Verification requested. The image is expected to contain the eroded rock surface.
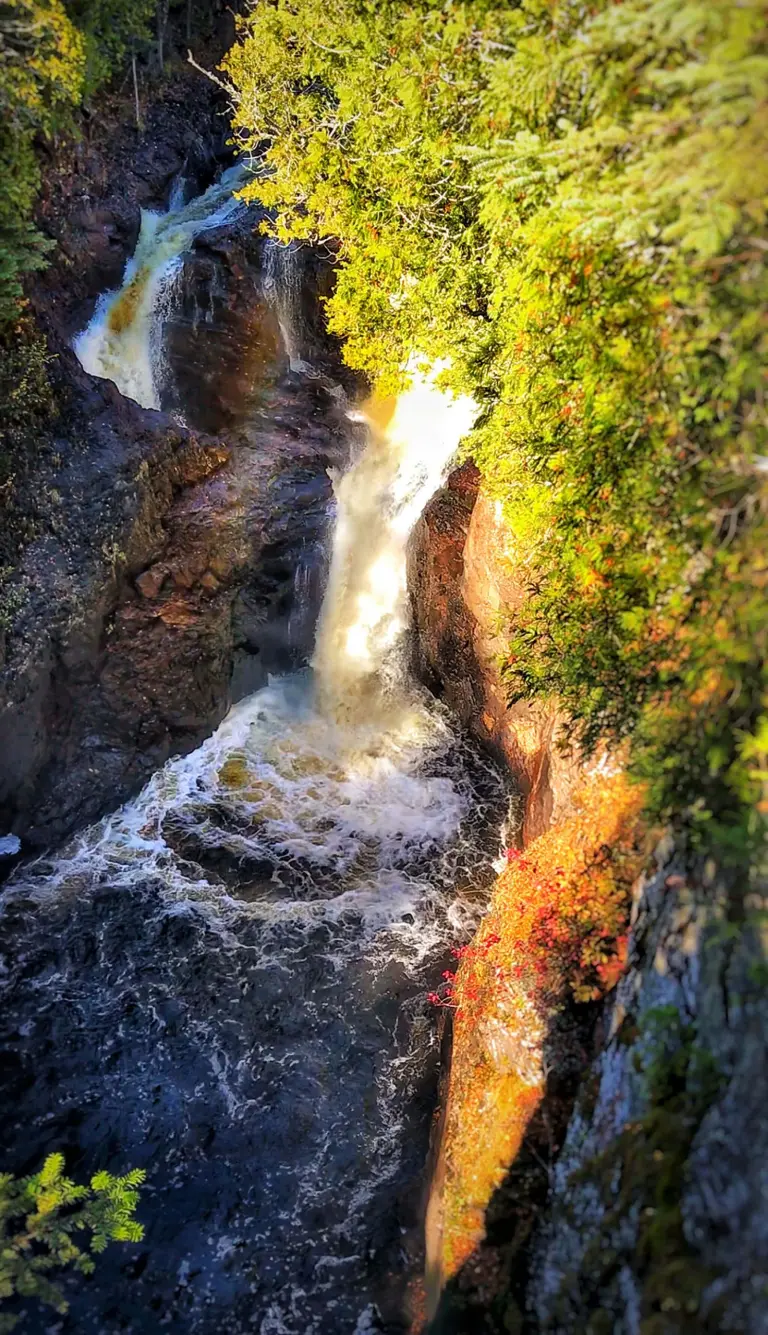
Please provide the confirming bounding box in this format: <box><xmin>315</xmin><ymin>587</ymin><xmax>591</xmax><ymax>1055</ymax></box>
<box><xmin>0</xmin><ymin>71</ymin><xmax>352</xmax><ymax>851</ymax></box>
<box><xmin>408</xmin><ymin>464</ymin><xmax>579</xmax><ymax>844</ymax></box>
<box><xmin>0</xmin><ymin>361</ymin><xmax>351</xmax><ymax>848</ymax></box>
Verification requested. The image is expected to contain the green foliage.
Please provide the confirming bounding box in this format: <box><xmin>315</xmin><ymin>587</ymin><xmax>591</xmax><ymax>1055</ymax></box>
<box><xmin>0</xmin><ymin>0</ymin><xmax>154</xmax><ymax>328</ymax></box>
<box><xmin>0</xmin><ymin>0</ymin><xmax>86</xmax><ymax>322</ymax></box>
<box><xmin>63</xmin><ymin>0</ymin><xmax>154</xmax><ymax>95</ymax></box>
<box><xmin>0</xmin><ymin>1152</ymin><xmax>145</xmax><ymax>1331</ymax></box>
<box><xmin>225</xmin><ymin>0</ymin><xmax>768</xmax><ymax>862</ymax></box>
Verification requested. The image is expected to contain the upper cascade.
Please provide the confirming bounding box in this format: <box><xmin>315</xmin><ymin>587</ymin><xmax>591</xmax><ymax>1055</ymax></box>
<box><xmin>74</xmin><ymin>163</ymin><xmax>249</xmax><ymax>409</ymax></box>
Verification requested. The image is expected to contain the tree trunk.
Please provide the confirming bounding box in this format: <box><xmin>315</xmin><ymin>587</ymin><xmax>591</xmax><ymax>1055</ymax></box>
<box><xmin>132</xmin><ymin>52</ymin><xmax>142</xmax><ymax>131</ymax></box>
<box><xmin>156</xmin><ymin>0</ymin><xmax>169</xmax><ymax>71</ymax></box>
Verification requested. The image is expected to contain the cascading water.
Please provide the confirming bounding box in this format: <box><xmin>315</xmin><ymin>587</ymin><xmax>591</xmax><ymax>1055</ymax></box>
<box><xmin>0</xmin><ymin>174</ymin><xmax>508</xmax><ymax>1334</ymax></box>
<box><xmin>74</xmin><ymin>164</ymin><xmax>249</xmax><ymax>409</ymax></box>
<box><xmin>263</xmin><ymin>240</ymin><xmax>313</xmax><ymax>376</ymax></box>
<box><xmin>313</xmin><ymin>374</ymin><xmax>475</xmax><ymax>720</ymax></box>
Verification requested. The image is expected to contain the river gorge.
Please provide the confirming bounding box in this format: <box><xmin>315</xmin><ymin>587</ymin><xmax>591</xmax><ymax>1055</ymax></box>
<box><xmin>1</xmin><ymin>13</ymin><xmax>766</xmax><ymax>1335</ymax></box>
<box><xmin>0</xmin><ymin>158</ymin><xmax>510</xmax><ymax>1334</ymax></box>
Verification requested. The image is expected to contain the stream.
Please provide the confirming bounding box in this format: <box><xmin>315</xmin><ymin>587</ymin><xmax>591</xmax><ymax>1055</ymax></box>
<box><xmin>0</xmin><ymin>170</ymin><xmax>509</xmax><ymax>1334</ymax></box>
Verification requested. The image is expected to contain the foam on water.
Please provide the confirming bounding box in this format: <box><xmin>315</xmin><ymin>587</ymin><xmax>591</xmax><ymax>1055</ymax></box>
<box><xmin>10</xmin><ymin>674</ymin><xmax>475</xmax><ymax>952</ymax></box>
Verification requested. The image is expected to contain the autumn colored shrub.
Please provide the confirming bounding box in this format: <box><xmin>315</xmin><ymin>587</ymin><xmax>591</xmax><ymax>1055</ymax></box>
<box><xmin>431</xmin><ymin>769</ymin><xmax>646</xmax><ymax>1283</ymax></box>
<box><xmin>448</xmin><ymin>769</ymin><xmax>647</xmax><ymax>1019</ymax></box>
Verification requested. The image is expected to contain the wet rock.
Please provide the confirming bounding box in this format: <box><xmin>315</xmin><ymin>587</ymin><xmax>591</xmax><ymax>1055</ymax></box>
<box><xmin>136</xmin><ymin>565</ymin><xmax>167</xmax><ymax>599</ymax></box>
<box><xmin>0</xmin><ymin>69</ymin><xmax>354</xmax><ymax>851</ymax></box>
<box><xmin>0</xmin><ymin>365</ymin><xmax>352</xmax><ymax>849</ymax></box>
<box><xmin>408</xmin><ymin>464</ymin><xmax>580</xmax><ymax>844</ymax></box>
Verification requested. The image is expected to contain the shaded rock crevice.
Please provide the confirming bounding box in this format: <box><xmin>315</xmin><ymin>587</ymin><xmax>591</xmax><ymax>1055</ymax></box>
<box><xmin>408</xmin><ymin>463</ymin><xmax>579</xmax><ymax>847</ymax></box>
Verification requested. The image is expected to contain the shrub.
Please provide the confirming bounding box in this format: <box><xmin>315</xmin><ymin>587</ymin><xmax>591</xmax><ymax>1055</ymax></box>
<box><xmin>0</xmin><ymin>1152</ymin><xmax>145</xmax><ymax>1331</ymax></box>
<box><xmin>0</xmin><ymin>0</ymin><xmax>86</xmax><ymax>324</ymax></box>
<box><xmin>63</xmin><ymin>0</ymin><xmax>155</xmax><ymax>95</ymax></box>
<box><xmin>436</xmin><ymin>769</ymin><xmax>647</xmax><ymax>1021</ymax></box>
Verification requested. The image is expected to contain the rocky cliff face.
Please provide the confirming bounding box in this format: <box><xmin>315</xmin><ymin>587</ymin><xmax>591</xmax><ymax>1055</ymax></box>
<box><xmin>531</xmin><ymin>851</ymin><xmax>768</xmax><ymax>1335</ymax></box>
<box><xmin>408</xmin><ymin>463</ymin><xmax>579</xmax><ymax>846</ymax></box>
<box><xmin>409</xmin><ymin>466</ymin><xmax>768</xmax><ymax>1335</ymax></box>
<box><xmin>0</xmin><ymin>71</ymin><xmax>352</xmax><ymax>854</ymax></box>
<box><xmin>0</xmin><ymin>367</ymin><xmax>348</xmax><ymax>850</ymax></box>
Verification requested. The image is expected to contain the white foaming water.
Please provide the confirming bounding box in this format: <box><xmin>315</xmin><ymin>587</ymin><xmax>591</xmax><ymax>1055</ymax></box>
<box><xmin>8</xmin><ymin>365</ymin><xmax>480</xmax><ymax>960</ymax></box>
<box><xmin>74</xmin><ymin>164</ymin><xmax>248</xmax><ymax>408</ymax></box>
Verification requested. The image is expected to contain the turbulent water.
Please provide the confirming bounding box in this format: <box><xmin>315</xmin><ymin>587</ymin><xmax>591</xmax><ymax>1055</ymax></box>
<box><xmin>0</xmin><ymin>171</ymin><xmax>508</xmax><ymax>1333</ymax></box>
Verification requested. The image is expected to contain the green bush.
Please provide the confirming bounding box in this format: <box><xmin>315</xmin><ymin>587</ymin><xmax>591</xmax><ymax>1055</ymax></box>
<box><xmin>0</xmin><ymin>1152</ymin><xmax>145</xmax><ymax>1331</ymax></box>
<box><xmin>0</xmin><ymin>0</ymin><xmax>86</xmax><ymax>324</ymax></box>
<box><xmin>63</xmin><ymin>0</ymin><xmax>154</xmax><ymax>95</ymax></box>
<box><xmin>0</xmin><ymin>0</ymin><xmax>156</xmax><ymax>329</ymax></box>
<box><xmin>224</xmin><ymin>0</ymin><xmax>768</xmax><ymax>862</ymax></box>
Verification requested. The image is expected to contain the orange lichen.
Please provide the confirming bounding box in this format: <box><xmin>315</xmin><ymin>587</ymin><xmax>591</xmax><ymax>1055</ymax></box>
<box><xmin>435</xmin><ymin>767</ymin><xmax>647</xmax><ymax>1284</ymax></box>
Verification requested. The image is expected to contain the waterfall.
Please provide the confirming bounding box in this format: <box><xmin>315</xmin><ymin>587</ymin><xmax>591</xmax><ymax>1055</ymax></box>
<box><xmin>3</xmin><ymin>175</ymin><xmax>504</xmax><ymax>1335</ymax></box>
<box><xmin>263</xmin><ymin>239</ymin><xmax>313</xmax><ymax>374</ymax></box>
<box><xmin>74</xmin><ymin>164</ymin><xmax>248</xmax><ymax>408</ymax></box>
<box><xmin>8</xmin><ymin>363</ymin><xmax>479</xmax><ymax>906</ymax></box>
<box><xmin>313</xmin><ymin>369</ymin><xmax>476</xmax><ymax>721</ymax></box>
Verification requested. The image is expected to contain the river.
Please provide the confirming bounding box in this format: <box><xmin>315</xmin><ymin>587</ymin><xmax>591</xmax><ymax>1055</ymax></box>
<box><xmin>0</xmin><ymin>169</ymin><xmax>509</xmax><ymax>1334</ymax></box>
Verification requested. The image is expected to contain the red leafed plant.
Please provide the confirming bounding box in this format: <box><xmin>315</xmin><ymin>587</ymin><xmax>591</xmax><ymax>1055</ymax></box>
<box><xmin>429</xmin><ymin>770</ymin><xmax>646</xmax><ymax>1018</ymax></box>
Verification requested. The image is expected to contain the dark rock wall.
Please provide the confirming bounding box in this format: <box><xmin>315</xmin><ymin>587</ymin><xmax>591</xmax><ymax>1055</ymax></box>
<box><xmin>0</xmin><ymin>387</ymin><xmax>230</xmax><ymax>845</ymax></box>
<box><xmin>0</xmin><ymin>69</ymin><xmax>353</xmax><ymax>852</ymax></box>
<box><xmin>531</xmin><ymin>851</ymin><xmax>768</xmax><ymax>1335</ymax></box>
